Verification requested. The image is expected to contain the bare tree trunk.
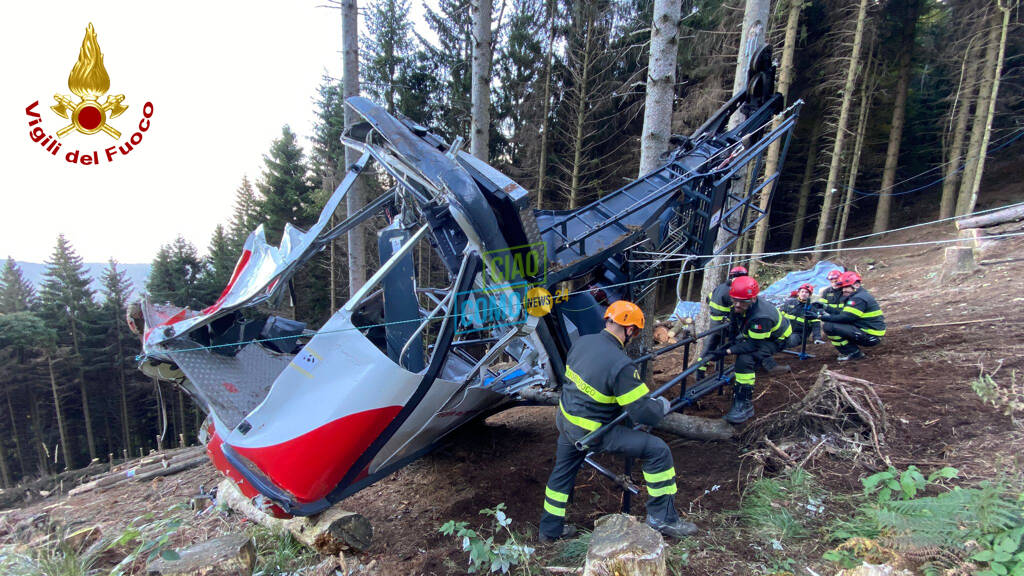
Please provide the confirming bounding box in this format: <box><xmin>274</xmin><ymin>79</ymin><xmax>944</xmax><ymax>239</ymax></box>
<box><xmin>69</xmin><ymin>317</ymin><xmax>96</xmax><ymax>461</ymax></box>
<box><xmin>536</xmin><ymin>0</ymin><xmax>557</xmax><ymax>209</ymax></box>
<box><xmin>696</xmin><ymin>0</ymin><xmax>769</xmax><ymax>336</ymax></box>
<box><xmin>939</xmin><ymin>43</ymin><xmax>981</xmax><ymax>219</ymax></box>
<box><xmin>49</xmin><ymin>356</ymin><xmax>73</xmax><ymax>471</ymax></box>
<box><xmin>342</xmin><ymin>0</ymin><xmax>367</xmax><ymax>295</ymax></box>
<box><xmin>638</xmin><ymin>0</ymin><xmax>681</xmax><ymax>175</ymax></box>
<box><xmin>0</xmin><ymin>434</ymin><xmax>9</xmax><ymax>487</ymax></box>
<box><xmin>838</xmin><ymin>49</ymin><xmax>875</xmax><ymax>250</ymax></box>
<box><xmin>114</xmin><ymin>308</ymin><xmax>131</xmax><ymax>457</ymax></box>
<box><xmin>956</xmin><ymin>11</ymin><xmax>1000</xmax><ymax>216</ymax></box>
<box><xmin>958</xmin><ymin>2</ymin><xmax>1011</xmax><ymax>216</ymax></box>
<box><xmin>568</xmin><ymin>21</ymin><xmax>594</xmax><ymax>210</ymax></box>
<box><xmin>749</xmin><ymin>0</ymin><xmax>802</xmax><ymax>275</ymax></box>
<box><xmin>812</xmin><ymin>0</ymin><xmax>869</xmax><ymax>258</ymax></box>
<box><xmin>872</xmin><ymin>0</ymin><xmax>919</xmax><ymax>233</ymax></box>
<box><xmin>470</xmin><ymin>0</ymin><xmax>493</xmax><ymax>160</ymax></box>
<box><xmin>29</xmin><ymin>388</ymin><xmax>50</xmax><ymax>475</ymax></box>
<box><xmin>7</xmin><ymin>388</ymin><xmax>25</xmax><ymax>477</ymax></box>
<box><xmin>790</xmin><ymin>121</ymin><xmax>824</xmax><ymax>253</ymax></box>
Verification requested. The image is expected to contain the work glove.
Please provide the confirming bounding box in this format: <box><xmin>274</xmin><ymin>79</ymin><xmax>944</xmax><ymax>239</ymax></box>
<box><xmin>706</xmin><ymin>347</ymin><xmax>728</xmax><ymax>359</ymax></box>
<box><xmin>657</xmin><ymin>396</ymin><xmax>672</xmax><ymax>416</ymax></box>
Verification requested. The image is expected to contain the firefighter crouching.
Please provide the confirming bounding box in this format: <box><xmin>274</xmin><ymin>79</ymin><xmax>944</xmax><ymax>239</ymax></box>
<box><xmin>705</xmin><ymin>277</ymin><xmax>791</xmax><ymax>424</ymax></box>
<box><xmin>539</xmin><ymin>301</ymin><xmax>698</xmax><ymax>543</ymax></box>
<box><xmin>780</xmin><ymin>283</ymin><xmax>825</xmax><ymax>348</ymax></box>
<box><xmin>696</xmin><ymin>265</ymin><xmax>749</xmax><ymax>377</ymax></box>
<box><xmin>819</xmin><ymin>269</ymin><xmax>845</xmax><ymax>313</ymax></box>
<box><xmin>819</xmin><ymin>271</ymin><xmax>885</xmax><ymax>361</ymax></box>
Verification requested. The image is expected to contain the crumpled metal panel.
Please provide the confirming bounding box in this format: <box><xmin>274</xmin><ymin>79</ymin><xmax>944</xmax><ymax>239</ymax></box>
<box><xmin>166</xmin><ymin>342</ymin><xmax>292</xmax><ymax>432</ymax></box>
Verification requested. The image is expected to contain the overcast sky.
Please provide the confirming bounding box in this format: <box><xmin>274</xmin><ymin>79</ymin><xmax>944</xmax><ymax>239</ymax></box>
<box><xmin>1</xmin><ymin>0</ymin><xmax>429</xmax><ymax>264</ymax></box>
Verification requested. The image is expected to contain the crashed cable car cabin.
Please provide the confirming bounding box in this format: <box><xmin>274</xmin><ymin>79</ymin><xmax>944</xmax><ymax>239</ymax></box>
<box><xmin>137</xmin><ymin>48</ymin><xmax>801</xmax><ymax>517</ymax></box>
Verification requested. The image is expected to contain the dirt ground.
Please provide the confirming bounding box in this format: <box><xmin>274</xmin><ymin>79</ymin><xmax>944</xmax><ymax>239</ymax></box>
<box><xmin>3</xmin><ymin>218</ymin><xmax>1023</xmax><ymax>575</ymax></box>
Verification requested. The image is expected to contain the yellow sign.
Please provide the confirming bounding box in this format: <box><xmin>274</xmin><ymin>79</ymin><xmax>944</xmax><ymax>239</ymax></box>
<box><xmin>51</xmin><ymin>23</ymin><xmax>128</xmax><ymax>139</ymax></box>
<box><xmin>526</xmin><ymin>286</ymin><xmax>554</xmax><ymax>317</ymax></box>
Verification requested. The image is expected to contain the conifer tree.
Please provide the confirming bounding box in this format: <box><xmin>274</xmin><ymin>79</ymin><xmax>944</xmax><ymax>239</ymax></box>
<box><xmin>148</xmin><ymin>236</ymin><xmax>204</xmax><ymax>307</ymax></box>
<box><xmin>0</xmin><ymin>257</ymin><xmax>37</xmax><ymax>313</ymax></box>
<box><xmin>363</xmin><ymin>0</ymin><xmax>413</xmax><ymax>115</ymax></box>
<box><xmin>99</xmin><ymin>260</ymin><xmax>135</xmax><ymax>456</ymax></box>
<box><xmin>229</xmin><ymin>176</ymin><xmax>261</xmax><ymax>250</ymax></box>
<box><xmin>38</xmin><ymin>234</ymin><xmax>98</xmax><ymax>463</ymax></box>
<box><xmin>257</xmin><ymin>126</ymin><xmax>317</xmax><ymax>246</ymax></box>
<box><xmin>422</xmin><ymin>0</ymin><xmax>474</xmax><ymax>142</ymax></box>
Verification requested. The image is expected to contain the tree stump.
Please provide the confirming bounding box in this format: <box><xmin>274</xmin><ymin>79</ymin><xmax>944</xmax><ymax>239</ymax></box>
<box><xmin>583</xmin><ymin>514</ymin><xmax>666</xmax><ymax>576</ymax></box>
<box><xmin>940</xmin><ymin>246</ymin><xmax>976</xmax><ymax>282</ymax></box>
<box><xmin>217</xmin><ymin>479</ymin><xmax>372</xmax><ymax>553</ymax></box>
<box><xmin>145</xmin><ymin>533</ymin><xmax>255</xmax><ymax>576</ymax></box>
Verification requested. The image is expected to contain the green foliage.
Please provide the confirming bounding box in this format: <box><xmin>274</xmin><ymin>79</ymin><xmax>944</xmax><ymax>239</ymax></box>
<box><xmin>739</xmin><ymin>467</ymin><xmax>824</xmax><ymax>542</ymax></box>
<box><xmin>0</xmin><ymin>311</ymin><xmax>57</xmax><ymax>350</ymax></box>
<box><xmin>439</xmin><ymin>503</ymin><xmax>535</xmax><ymax>574</ymax></box>
<box><xmin>229</xmin><ymin>175</ymin><xmax>261</xmax><ymax>249</ymax></box>
<box><xmin>0</xmin><ymin>524</ymin><xmax>103</xmax><ymax>576</ymax></box>
<box><xmin>147</xmin><ymin>236</ymin><xmax>205</xmax><ymax>307</ymax></box>
<box><xmin>256</xmin><ymin>125</ymin><xmax>316</xmax><ymax>246</ymax></box>
<box><xmin>107</xmin><ymin>504</ymin><xmax>190</xmax><ymax>576</ymax></box>
<box><xmin>862</xmin><ymin>465</ymin><xmax>958</xmax><ymax>503</ymax></box>
<box><xmin>823</xmin><ymin>548</ymin><xmax>862</xmax><ymax>569</ymax></box>
<box><xmin>250</xmin><ymin>525</ymin><xmax>318</xmax><ymax>576</ymax></box>
<box><xmin>972</xmin><ymin>371</ymin><xmax>1024</xmax><ymax>418</ymax></box>
<box><xmin>198</xmin><ymin>225</ymin><xmax>238</xmax><ymax>303</ymax></box>
<box><xmin>553</xmin><ymin>530</ymin><xmax>591</xmax><ymax>565</ymax></box>
<box><xmin>0</xmin><ymin>257</ymin><xmax>37</xmax><ymax>313</ymax></box>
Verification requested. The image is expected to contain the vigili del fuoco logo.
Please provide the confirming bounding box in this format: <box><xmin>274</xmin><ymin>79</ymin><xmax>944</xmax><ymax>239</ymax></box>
<box><xmin>25</xmin><ymin>23</ymin><xmax>154</xmax><ymax>165</ymax></box>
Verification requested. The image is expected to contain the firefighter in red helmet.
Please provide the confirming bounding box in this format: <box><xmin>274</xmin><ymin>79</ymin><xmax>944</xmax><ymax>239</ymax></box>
<box><xmin>819</xmin><ymin>271</ymin><xmax>885</xmax><ymax>361</ymax></box>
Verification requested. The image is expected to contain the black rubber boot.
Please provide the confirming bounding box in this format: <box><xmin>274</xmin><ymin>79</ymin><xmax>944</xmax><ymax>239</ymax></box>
<box><xmin>760</xmin><ymin>356</ymin><xmax>791</xmax><ymax>374</ymax></box>
<box><xmin>539</xmin><ymin>524</ymin><xmax>579</xmax><ymax>544</ymax></box>
<box><xmin>647</xmin><ymin>516</ymin><xmax>698</xmax><ymax>539</ymax></box>
<box><xmin>723</xmin><ymin>385</ymin><xmax>754</xmax><ymax>424</ymax></box>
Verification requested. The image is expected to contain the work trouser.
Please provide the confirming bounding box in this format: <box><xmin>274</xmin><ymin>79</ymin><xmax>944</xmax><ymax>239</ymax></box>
<box><xmin>822</xmin><ymin>322</ymin><xmax>882</xmax><ymax>354</ymax></box>
<box><xmin>733</xmin><ymin>346</ymin><xmax>777</xmax><ymax>390</ymax></box>
<box><xmin>540</xmin><ymin>420</ymin><xmax>678</xmax><ymax>540</ymax></box>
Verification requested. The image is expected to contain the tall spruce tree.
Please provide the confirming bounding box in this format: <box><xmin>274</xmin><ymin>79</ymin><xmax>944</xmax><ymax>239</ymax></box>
<box><xmin>38</xmin><ymin>234</ymin><xmax>98</xmax><ymax>463</ymax></box>
<box><xmin>148</xmin><ymin>236</ymin><xmax>204</xmax><ymax>307</ymax></box>
<box><xmin>198</xmin><ymin>225</ymin><xmax>237</xmax><ymax>304</ymax></box>
<box><xmin>98</xmin><ymin>260</ymin><xmax>135</xmax><ymax>457</ymax></box>
<box><xmin>493</xmin><ymin>0</ymin><xmax>546</xmax><ymax>176</ymax></box>
<box><xmin>363</xmin><ymin>0</ymin><xmax>413</xmax><ymax>114</ymax></box>
<box><xmin>422</xmin><ymin>0</ymin><xmax>474</xmax><ymax>142</ymax></box>
<box><xmin>257</xmin><ymin>126</ymin><xmax>317</xmax><ymax>246</ymax></box>
<box><xmin>1</xmin><ymin>257</ymin><xmax>37</xmax><ymax>313</ymax></box>
<box><xmin>229</xmin><ymin>176</ymin><xmax>261</xmax><ymax>251</ymax></box>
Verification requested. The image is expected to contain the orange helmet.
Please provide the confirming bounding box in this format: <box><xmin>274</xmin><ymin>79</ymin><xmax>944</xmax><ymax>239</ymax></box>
<box><xmin>604</xmin><ymin>300</ymin><xmax>645</xmax><ymax>330</ymax></box>
<box><xmin>729</xmin><ymin>276</ymin><xmax>760</xmax><ymax>301</ymax></box>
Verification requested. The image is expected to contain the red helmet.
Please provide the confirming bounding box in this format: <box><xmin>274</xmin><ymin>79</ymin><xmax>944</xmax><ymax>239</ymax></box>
<box><xmin>837</xmin><ymin>271</ymin><xmax>862</xmax><ymax>288</ymax></box>
<box><xmin>798</xmin><ymin>283</ymin><xmax>815</xmax><ymax>294</ymax></box>
<box><xmin>729</xmin><ymin>276</ymin><xmax>760</xmax><ymax>301</ymax></box>
<box><xmin>827</xmin><ymin>270</ymin><xmax>843</xmax><ymax>281</ymax></box>
<box><xmin>790</xmin><ymin>290</ymin><xmax>798</xmax><ymax>298</ymax></box>
<box><xmin>728</xmin><ymin>266</ymin><xmax>749</xmax><ymax>279</ymax></box>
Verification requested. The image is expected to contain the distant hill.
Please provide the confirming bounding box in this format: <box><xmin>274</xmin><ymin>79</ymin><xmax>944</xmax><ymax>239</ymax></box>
<box><xmin>16</xmin><ymin>261</ymin><xmax>151</xmax><ymax>300</ymax></box>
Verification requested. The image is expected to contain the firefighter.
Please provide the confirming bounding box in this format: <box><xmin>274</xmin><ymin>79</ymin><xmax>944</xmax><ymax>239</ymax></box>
<box><xmin>819</xmin><ymin>269</ymin><xmax>845</xmax><ymax>313</ymax></box>
<box><xmin>819</xmin><ymin>271</ymin><xmax>885</xmax><ymax>361</ymax></box>
<box><xmin>539</xmin><ymin>301</ymin><xmax>697</xmax><ymax>543</ymax></box>
<box><xmin>706</xmin><ymin>276</ymin><xmax>791</xmax><ymax>424</ymax></box>
<box><xmin>696</xmin><ymin>265</ymin><xmax>749</xmax><ymax>377</ymax></box>
<box><xmin>780</xmin><ymin>283</ymin><xmax>825</xmax><ymax>348</ymax></box>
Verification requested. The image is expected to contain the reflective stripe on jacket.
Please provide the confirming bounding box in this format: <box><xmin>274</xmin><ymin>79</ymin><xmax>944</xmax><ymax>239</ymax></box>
<box><xmin>729</xmin><ymin>297</ymin><xmax>792</xmax><ymax>355</ymax></box>
<box><xmin>557</xmin><ymin>330</ymin><xmax>664</xmax><ymax>440</ymax></box>
<box><xmin>823</xmin><ymin>287</ymin><xmax>886</xmax><ymax>336</ymax></box>
<box><xmin>705</xmin><ymin>282</ymin><xmax>732</xmax><ymax>322</ymax></box>
<box><xmin>780</xmin><ymin>297</ymin><xmax>821</xmax><ymax>335</ymax></box>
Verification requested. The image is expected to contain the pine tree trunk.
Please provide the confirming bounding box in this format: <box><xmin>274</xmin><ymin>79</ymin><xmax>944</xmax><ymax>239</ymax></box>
<box><xmin>790</xmin><ymin>121</ymin><xmax>824</xmax><ymax>253</ymax></box>
<box><xmin>696</xmin><ymin>0</ymin><xmax>769</xmax><ymax>336</ymax></box>
<box><xmin>939</xmin><ymin>43</ymin><xmax>980</xmax><ymax>219</ymax></box>
<box><xmin>115</xmin><ymin>308</ymin><xmax>131</xmax><ymax>456</ymax></box>
<box><xmin>872</xmin><ymin>0</ymin><xmax>919</xmax><ymax>233</ymax></box>
<box><xmin>178</xmin><ymin>387</ymin><xmax>186</xmax><ymax>443</ymax></box>
<box><xmin>812</xmin><ymin>0</ymin><xmax>869</xmax><ymax>258</ymax></box>
<box><xmin>838</xmin><ymin>49</ymin><xmax>875</xmax><ymax>250</ymax></box>
<box><xmin>0</xmin><ymin>435</ymin><xmax>10</xmax><ymax>487</ymax></box>
<box><xmin>536</xmin><ymin>1</ymin><xmax>556</xmax><ymax>209</ymax></box>
<box><xmin>638</xmin><ymin>0</ymin><xmax>681</xmax><ymax>175</ymax></box>
<box><xmin>956</xmin><ymin>11</ymin><xmax>1000</xmax><ymax>216</ymax></box>
<box><xmin>568</xmin><ymin>21</ymin><xmax>594</xmax><ymax>210</ymax></box>
<box><xmin>342</xmin><ymin>0</ymin><xmax>367</xmax><ymax>296</ymax></box>
<box><xmin>959</xmin><ymin>2</ymin><xmax>1010</xmax><ymax>216</ymax></box>
<box><xmin>29</xmin><ymin>388</ymin><xmax>49</xmax><ymax>475</ymax></box>
<box><xmin>470</xmin><ymin>0</ymin><xmax>492</xmax><ymax>160</ymax></box>
<box><xmin>8</xmin><ymin>388</ymin><xmax>25</xmax><ymax>477</ymax></box>
<box><xmin>49</xmin><ymin>355</ymin><xmax>73</xmax><ymax>471</ymax></box>
<box><xmin>69</xmin><ymin>318</ymin><xmax>96</xmax><ymax>461</ymax></box>
<box><xmin>749</xmin><ymin>0</ymin><xmax>802</xmax><ymax>275</ymax></box>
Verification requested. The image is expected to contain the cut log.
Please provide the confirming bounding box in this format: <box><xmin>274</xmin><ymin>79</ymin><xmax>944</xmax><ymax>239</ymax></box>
<box><xmin>656</xmin><ymin>412</ymin><xmax>734</xmax><ymax>441</ymax></box>
<box><xmin>940</xmin><ymin>246</ymin><xmax>976</xmax><ymax>282</ymax></box>
<box><xmin>955</xmin><ymin>204</ymin><xmax>1024</xmax><ymax>230</ymax></box>
<box><xmin>217</xmin><ymin>479</ymin><xmax>372</xmax><ymax>553</ymax></box>
<box><xmin>583</xmin><ymin>514</ymin><xmax>666</xmax><ymax>576</ymax></box>
<box><xmin>517</xmin><ymin>387</ymin><xmax>733</xmax><ymax>441</ymax></box>
<box><xmin>145</xmin><ymin>533</ymin><xmax>255</xmax><ymax>576</ymax></box>
<box><xmin>131</xmin><ymin>455</ymin><xmax>208</xmax><ymax>483</ymax></box>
